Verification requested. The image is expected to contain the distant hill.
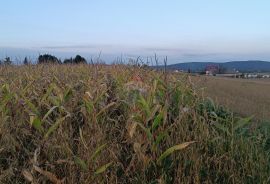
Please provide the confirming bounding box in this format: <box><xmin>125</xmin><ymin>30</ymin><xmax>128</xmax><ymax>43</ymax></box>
<box><xmin>165</xmin><ymin>60</ymin><xmax>270</xmax><ymax>73</ymax></box>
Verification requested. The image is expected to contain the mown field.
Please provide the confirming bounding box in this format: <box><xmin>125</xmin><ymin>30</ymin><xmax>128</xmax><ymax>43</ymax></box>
<box><xmin>192</xmin><ymin>76</ymin><xmax>270</xmax><ymax>121</ymax></box>
<box><xmin>0</xmin><ymin>65</ymin><xmax>270</xmax><ymax>183</ymax></box>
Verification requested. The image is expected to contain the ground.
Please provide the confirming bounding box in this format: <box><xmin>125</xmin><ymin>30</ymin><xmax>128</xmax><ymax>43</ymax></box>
<box><xmin>192</xmin><ymin>76</ymin><xmax>270</xmax><ymax>121</ymax></box>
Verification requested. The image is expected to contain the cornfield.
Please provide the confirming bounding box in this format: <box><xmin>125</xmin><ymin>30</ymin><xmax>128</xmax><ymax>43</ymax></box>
<box><xmin>0</xmin><ymin>64</ymin><xmax>269</xmax><ymax>183</ymax></box>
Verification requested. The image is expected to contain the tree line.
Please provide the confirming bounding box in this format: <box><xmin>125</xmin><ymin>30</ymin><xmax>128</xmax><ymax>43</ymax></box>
<box><xmin>0</xmin><ymin>54</ymin><xmax>87</xmax><ymax>65</ymax></box>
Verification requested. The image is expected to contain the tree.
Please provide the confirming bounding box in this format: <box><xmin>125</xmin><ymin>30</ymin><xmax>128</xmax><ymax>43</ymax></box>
<box><xmin>4</xmin><ymin>57</ymin><xmax>12</xmax><ymax>65</ymax></box>
<box><xmin>63</xmin><ymin>57</ymin><xmax>73</xmax><ymax>64</ymax></box>
<box><xmin>73</xmin><ymin>55</ymin><xmax>87</xmax><ymax>64</ymax></box>
<box><xmin>218</xmin><ymin>65</ymin><xmax>227</xmax><ymax>74</ymax></box>
<box><xmin>23</xmin><ymin>57</ymin><xmax>29</xmax><ymax>65</ymax></box>
<box><xmin>63</xmin><ymin>55</ymin><xmax>87</xmax><ymax>64</ymax></box>
<box><xmin>38</xmin><ymin>54</ymin><xmax>61</xmax><ymax>64</ymax></box>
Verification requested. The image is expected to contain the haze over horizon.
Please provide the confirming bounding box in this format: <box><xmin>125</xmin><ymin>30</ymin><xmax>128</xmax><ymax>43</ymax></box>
<box><xmin>1</xmin><ymin>0</ymin><xmax>270</xmax><ymax>64</ymax></box>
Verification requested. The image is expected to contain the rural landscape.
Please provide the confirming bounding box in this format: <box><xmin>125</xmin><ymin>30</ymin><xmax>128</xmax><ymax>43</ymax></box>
<box><xmin>0</xmin><ymin>56</ymin><xmax>270</xmax><ymax>183</ymax></box>
<box><xmin>1</xmin><ymin>1</ymin><xmax>270</xmax><ymax>184</ymax></box>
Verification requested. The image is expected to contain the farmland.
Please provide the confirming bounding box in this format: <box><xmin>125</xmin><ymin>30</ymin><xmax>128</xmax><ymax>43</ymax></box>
<box><xmin>0</xmin><ymin>65</ymin><xmax>270</xmax><ymax>183</ymax></box>
<box><xmin>192</xmin><ymin>76</ymin><xmax>270</xmax><ymax>121</ymax></box>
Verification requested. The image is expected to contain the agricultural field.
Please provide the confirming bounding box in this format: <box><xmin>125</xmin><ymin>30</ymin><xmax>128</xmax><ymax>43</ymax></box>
<box><xmin>192</xmin><ymin>76</ymin><xmax>270</xmax><ymax>121</ymax></box>
<box><xmin>0</xmin><ymin>65</ymin><xmax>270</xmax><ymax>183</ymax></box>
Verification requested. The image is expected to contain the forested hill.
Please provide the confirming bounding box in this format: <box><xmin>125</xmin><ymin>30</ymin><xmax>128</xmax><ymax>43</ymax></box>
<box><xmin>164</xmin><ymin>60</ymin><xmax>270</xmax><ymax>72</ymax></box>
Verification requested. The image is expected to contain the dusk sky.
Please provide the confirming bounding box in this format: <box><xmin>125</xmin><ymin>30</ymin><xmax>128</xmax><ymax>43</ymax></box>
<box><xmin>1</xmin><ymin>0</ymin><xmax>270</xmax><ymax>63</ymax></box>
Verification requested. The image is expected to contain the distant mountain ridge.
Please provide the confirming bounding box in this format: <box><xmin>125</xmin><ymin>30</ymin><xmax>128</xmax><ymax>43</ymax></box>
<box><xmin>165</xmin><ymin>60</ymin><xmax>270</xmax><ymax>72</ymax></box>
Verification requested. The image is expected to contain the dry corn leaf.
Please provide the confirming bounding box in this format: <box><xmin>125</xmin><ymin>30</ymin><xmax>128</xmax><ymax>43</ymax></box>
<box><xmin>34</xmin><ymin>165</ymin><xmax>62</xmax><ymax>184</ymax></box>
<box><xmin>128</xmin><ymin>122</ymin><xmax>137</xmax><ymax>138</ymax></box>
<box><xmin>22</xmin><ymin>170</ymin><xmax>33</xmax><ymax>182</ymax></box>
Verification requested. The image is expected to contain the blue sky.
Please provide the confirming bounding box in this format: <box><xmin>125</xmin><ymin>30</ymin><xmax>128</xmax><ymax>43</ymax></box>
<box><xmin>1</xmin><ymin>0</ymin><xmax>270</xmax><ymax>63</ymax></box>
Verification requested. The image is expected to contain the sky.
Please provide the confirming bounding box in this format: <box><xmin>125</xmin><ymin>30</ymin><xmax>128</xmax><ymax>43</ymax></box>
<box><xmin>1</xmin><ymin>0</ymin><xmax>270</xmax><ymax>64</ymax></box>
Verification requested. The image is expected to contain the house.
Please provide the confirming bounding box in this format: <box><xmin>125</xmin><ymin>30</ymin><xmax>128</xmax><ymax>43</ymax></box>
<box><xmin>205</xmin><ymin>65</ymin><xmax>219</xmax><ymax>76</ymax></box>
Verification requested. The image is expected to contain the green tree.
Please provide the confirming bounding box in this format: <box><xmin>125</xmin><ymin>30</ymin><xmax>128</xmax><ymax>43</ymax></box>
<box><xmin>63</xmin><ymin>57</ymin><xmax>73</xmax><ymax>64</ymax></box>
<box><xmin>23</xmin><ymin>57</ymin><xmax>29</xmax><ymax>65</ymax></box>
<box><xmin>4</xmin><ymin>57</ymin><xmax>12</xmax><ymax>65</ymax></box>
<box><xmin>63</xmin><ymin>55</ymin><xmax>87</xmax><ymax>64</ymax></box>
<box><xmin>73</xmin><ymin>55</ymin><xmax>87</xmax><ymax>64</ymax></box>
<box><xmin>38</xmin><ymin>54</ymin><xmax>61</xmax><ymax>64</ymax></box>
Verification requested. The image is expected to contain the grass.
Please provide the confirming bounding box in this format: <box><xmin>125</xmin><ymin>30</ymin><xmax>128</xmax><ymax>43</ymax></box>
<box><xmin>0</xmin><ymin>64</ymin><xmax>270</xmax><ymax>183</ymax></box>
<box><xmin>192</xmin><ymin>76</ymin><xmax>270</xmax><ymax>121</ymax></box>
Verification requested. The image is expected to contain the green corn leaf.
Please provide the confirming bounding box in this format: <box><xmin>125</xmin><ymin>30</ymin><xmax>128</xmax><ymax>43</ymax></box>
<box><xmin>138</xmin><ymin>95</ymin><xmax>151</xmax><ymax>118</ymax></box>
<box><xmin>210</xmin><ymin>111</ymin><xmax>218</xmax><ymax>119</ymax></box>
<box><xmin>21</xmin><ymin>81</ymin><xmax>35</xmax><ymax>96</ymax></box>
<box><xmin>24</xmin><ymin>99</ymin><xmax>39</xmax><ymax>116</ymax></box>
<box><xmin>152</xmin><ymin>113</ymin><xmax>163</xmax><ymax>130</ymax></box>
<box><xmin>41</xmin><ymin>84</ymin><xmax>55</xmax><ymax>103</ymax></box>
<box><xmin>63</xmin><ymin>88</ymin><xmax>73</xmax><ymax>102</ymax></box>
<box><xmin>233</xmin><ymin>116</ymin><xmax>253</xmax><ymax>132</ymax></box>
<box><xmin>95</xmin><ymin>162</ymin><xmax>113</xmax><ymax>175</ymax></box>
<box><xmin>157</xmin><ymin>141</ymin><xmax>195</xmax><ymax>165</ymax></box>
<box><xmin>131</xmin><ymin>114</ymin><xmax>144</xmax><ymax>124</ymax></box>
<box><xmin>91</xmin><ymin>144</ymin><xmax>107</xmax><ymax>161</ymax></box>
<box><xmin>44</xmin><ymin>115</ymin><xmax>68</xmax><ymax>138</ymax></box>
<box><xmin>213</xmin><ymin>122</ymin><xmax>230</xmax><ymax>135</ymax></box>
<box><xmin>147</xmin><ymin>104</ymin><xmax>161</xmax><ymax>123</ymax></box>
<box><xmin>137</xmin><ymin>122</ymin><xmax>152</xmax><ymax>140</ymax></box>
<box><xmin>1</xmin><ymin>93</ymin><xmax>12</xmax><ymax>107</ymax></box>
<box><xmin>42</xmin><ymin>106</ymin><xmax>58</xmax><ymax>122</ymax></box>
<box><xmin>2</xmin><ymin>84</ymin><xmax>10</xmax><ymax>93</ymax></box>
<box><xmin>48</xmin><ymin>96</ymin><xmax>61</xmax><ymax>106</ymax></box>
<box><xmin>54</xmin><ymin>85</ymin><xmax>64</xmax><ymax>102</ymax></box>
<box><xmin>96</xmin><ymin>102</ymin><xmax>116</xmax><ymax>118</ymax></box>
<box><xmin>85</xmin><ymin>100</ymin><xmax>94</xmax><ymax>114</ymax></box>
<box><xmin>30</xmin><ymin>116</ymin><xmax>43</xmax><ymax>132</ymax></box>
<box><xmin>154</xmin><ymin>132</ymin><xmax>167</xmax><ymax>146</ymax></box>
<box><xmin>94</xmin><ymin>90</ymin><xmax>107</xmax><ymax>104</ymax></box>
<box><xmin>74</xmin><ymin>156</ymin><xmax>88</xmax><ymax>171</ymax></box>
<box><xmin>207</xmin><ymin>97</ymin><xmax>216</xmax><ymax>111</ymax></box>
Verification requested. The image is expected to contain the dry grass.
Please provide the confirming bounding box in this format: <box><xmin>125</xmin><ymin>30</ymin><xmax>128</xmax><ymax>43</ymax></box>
<box><xmin>0</xmin><ymin>65</ymin><xmax>269</xmax><ymax>183</ymax></box>
<box><xmin>192</xmin><ymin>76</ymin><xmax>270</xmax><ymax>121</ymax></box>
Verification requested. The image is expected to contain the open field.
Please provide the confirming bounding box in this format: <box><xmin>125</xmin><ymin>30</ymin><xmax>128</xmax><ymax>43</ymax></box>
<box><xmin>192</xmin><ymin>76</ymin><xmax>270</xmax><ymax>121</ymax></box>
<box><xmin>0</xmin><ymin>65</ymin><xmax>270</xmax><ymax>183</ymax></box>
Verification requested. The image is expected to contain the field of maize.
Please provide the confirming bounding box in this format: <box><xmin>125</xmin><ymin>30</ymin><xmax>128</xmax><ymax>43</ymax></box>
<box><xmin>0</xmin><ymin>64</ymin><xmax>270</xmax><ymax>183</ymax></box>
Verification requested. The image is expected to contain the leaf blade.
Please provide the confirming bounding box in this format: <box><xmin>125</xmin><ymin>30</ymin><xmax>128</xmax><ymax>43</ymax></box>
<box><xmin>157</xmin><ymin>141</ymin><xmax>195</xmax><ymax>164</ymax></box>
<box><xmin>95</xmin><ymin>162</ymin><xmax>113</xmax><ymax>175</ymax></box>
